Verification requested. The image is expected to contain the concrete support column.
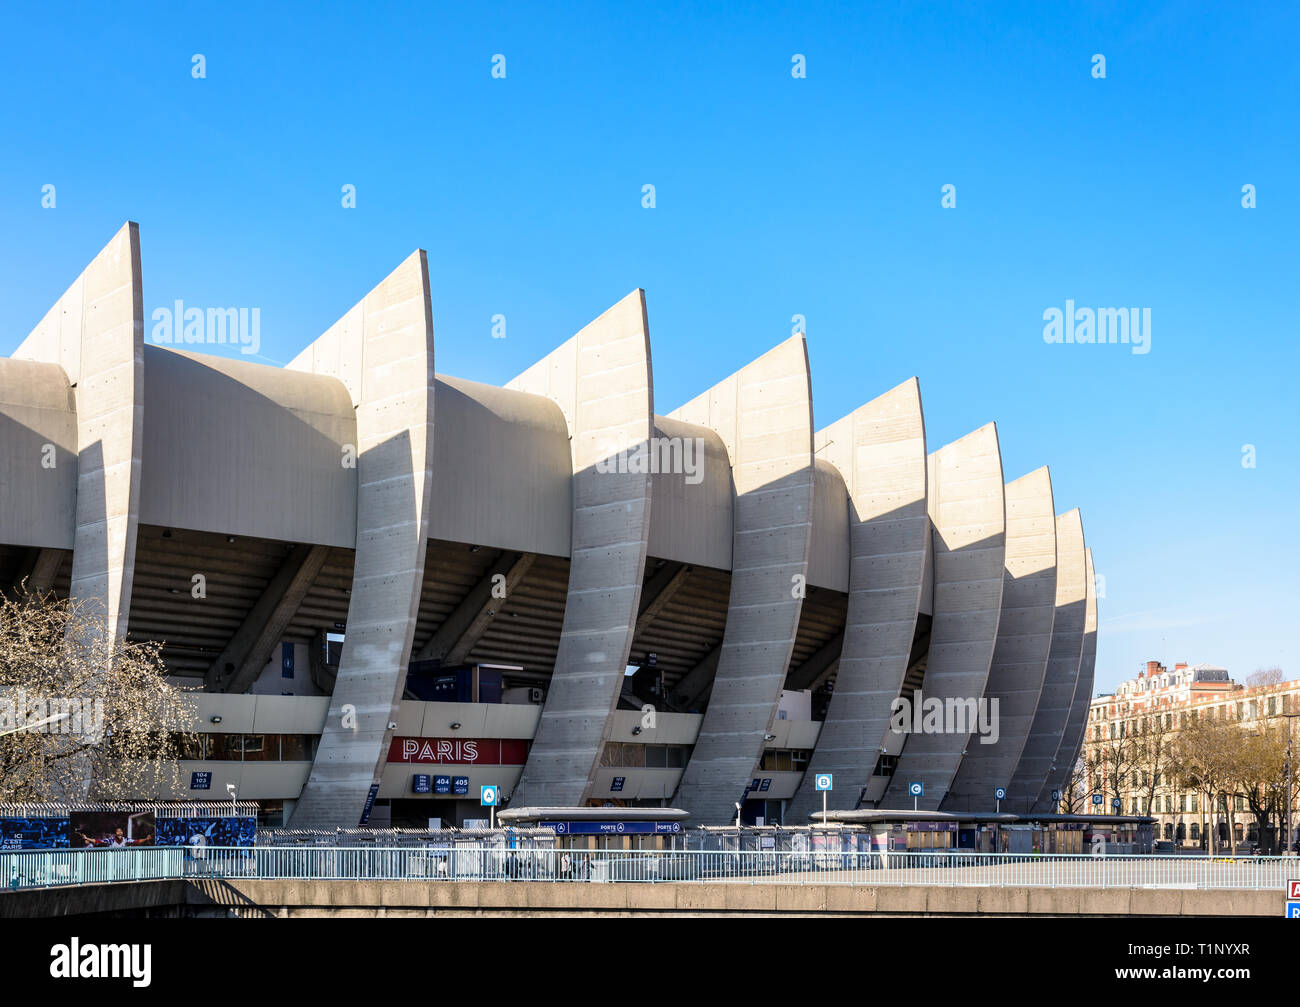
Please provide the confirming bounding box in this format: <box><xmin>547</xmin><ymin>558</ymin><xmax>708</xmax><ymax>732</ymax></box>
<box><xmin>671</xmin><ymin>336</ymin><xmax>814</xmax><ymax>825</ymax></box>
<box><xmin>883</xmin><ymin>423</ymin><xmax>1005</xmax><ymax>811</ymax></box>
<box><xmin>1008</xmin><ymin>509</ymin><xmax>1086</xmax><ymax>813</ymax></box>
<box><xmin>508</xmin><ymin>290</ymin><xmax>654</xmax><ymax>807</ymax></box>
<box><xmin>289</xmin><ymin>251</ymin><xmax>435</xmax><ymax>828</ymax></box>
<box><xmin>942</xmin><ymin>466</ymin><xmax>1056</xmax><ymax>812</ymax></box>
<box><xmin>12</xmin><ymin>222</ymin><xmax>144</xmax><ymax>639</ymax></box>
<box><xmin>787</xmin><ymin>378</ymin><xmax>928</xmax><ymax>822</ymax></box>
<box><xmin>1039</xmin><ymin>546</ymin><xmax>1098</xmax><ymax>810</ymax></box>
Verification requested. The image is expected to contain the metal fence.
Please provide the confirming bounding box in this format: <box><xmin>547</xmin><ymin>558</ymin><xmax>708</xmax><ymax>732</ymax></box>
<box><xmin>4</xmin><ymin>846</ymin><xmax>1295</xmax><ymax>892</ymax></box>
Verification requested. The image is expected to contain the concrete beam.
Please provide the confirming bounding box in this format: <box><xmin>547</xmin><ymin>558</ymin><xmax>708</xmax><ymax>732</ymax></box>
<box><xmin>416</xmin><ymin>551</ymin><xmax>537</xmax><ymax>664</ymax></box>
<box><xmin>635</xmin><ymin>562</ymin><xmax>691</xmax><ymax>637</ymax></box>
<box><xmin>290</xmin><ymin>251</ymin><xmax>436</xmax><ymax>828</ymax></box>
<box><xmin>882</xmin><ymin>423</ymin><xmax>1006</xmax><ymax>811</ymax></box>
<box><xmin>204</xmin><ymin>544</ymin><xmax>331</xmax><ymax>693</ymax></box>
<box><xmin>941</xmin><ymin>466</ymin><xmax>1057</xmax><ymax>812</ymax></box>
<box><xmin>509</xmin><ymin>290</ymin><xmax>655</xmax><ymax>807</ymax></box>
<box><xmin>13</xmin><ymin>223</ymin><xmax>144</xmax><ymax>639</ymax></box>
<box><xmin>1007</xmin><ymin>509</ymin><xmax>1087</xmax><ymax>814</ymax></box>
<box><xmin>785</xmin><ymin>631</ymin><xmax>845</xmax><ymax>692</ymax></box>
<box><xmin>787</xmin><ymin>379</ymin><xmax>930</xmax><ymax>823</ymax></box>
<box><xmin>672</xmin><ymin>643</ymin><xmax>721</xmax><ymax>711</ymax></box>
<box><xmin>671</xmin><ymin>336</ymin><xmax>815</xmax><ymax>824</ymax></box>
<box><xmin>1039</xmin><ymin>546</ymin><xmax>1098</xmax><ymax>809</ymax></box>
<box><xmin>13</xmin><ymin>547</ymin><xmax>69</xmax><ymax>595</ymax></box>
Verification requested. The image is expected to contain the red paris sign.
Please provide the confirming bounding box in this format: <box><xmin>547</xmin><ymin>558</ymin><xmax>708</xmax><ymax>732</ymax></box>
<box><xmin>387</xmin><ymin>737</ymin><xmax>529</xmax><ymax>765</ymax></box>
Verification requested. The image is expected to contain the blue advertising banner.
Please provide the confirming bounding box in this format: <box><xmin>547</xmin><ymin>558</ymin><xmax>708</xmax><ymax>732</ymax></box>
<box><xmin>0</xmin><ymin>817</ymin><xmax>71</xmax><ymax>850</ymax></box>
<box><xmin>2</xmin><ymin>815</ymin><xmax>256</xmax><ymax>850</ymax></box>
<box><xmin>540</xmin><ymin>821</ymin><xmax>683</xmax><ymax>835</ymax></box>
<box><xmin>358</xmin><ymin>783</ymin><xmax>381</xmax><ymax>825</ymax></box>
<box><xmin>156</xmin><ymin>817</ymin><xmax>257</xmax><ymax>847</ymax></box>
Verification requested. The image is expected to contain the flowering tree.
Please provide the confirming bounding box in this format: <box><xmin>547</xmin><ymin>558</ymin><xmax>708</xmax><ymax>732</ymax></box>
<box><xmin>0</xmin><ymin>587</ymin><xmax>196</xmax><ymax>802</ymax></box>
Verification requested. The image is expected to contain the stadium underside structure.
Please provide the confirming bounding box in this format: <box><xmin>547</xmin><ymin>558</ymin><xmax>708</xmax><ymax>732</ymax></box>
<box><xmin>0</xmin><ymin>225</ymin><xmax>1099</xmax><ymax>827</ymax></box>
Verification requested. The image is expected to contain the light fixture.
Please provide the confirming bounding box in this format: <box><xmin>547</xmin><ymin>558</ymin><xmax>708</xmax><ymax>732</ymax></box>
<box><xmin>763</xmin><ymin>733</ymin><xmax>776</xmax><ymax>742</ymax></box>
<box><xmin>387</xmin><ymin>721</ymin><xmax>398</xmax><ymax>730</ymax></box>
<box><xmin>631</xmin><ymin>725</ymin><xmax>642</xmax><ymax>736</ymax></box>
<box><xmin>210</xmin><ymin>715</ymin><xmax>223</xmax><ymax>724</ymax></box>
<box><xmin>226</xmin><ymin>535</ymin><xmax>236</xmax><ymax>543</ymax></box>
<box><xmin>450</xmin><ymin>722</ymin><xmax>461</xmax><ymax>730</ymax></box>
<box><xmin>169</xmin><ymin>588</ymin><xmax>180</xmax><ymax>594</ymax></box>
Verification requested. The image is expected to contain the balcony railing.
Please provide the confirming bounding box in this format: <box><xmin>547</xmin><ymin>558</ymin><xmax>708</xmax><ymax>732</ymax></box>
<box><xmin>2</xmin><ymin>847</ymin><xmax>1293</xmax><ymax>891</ymax></box>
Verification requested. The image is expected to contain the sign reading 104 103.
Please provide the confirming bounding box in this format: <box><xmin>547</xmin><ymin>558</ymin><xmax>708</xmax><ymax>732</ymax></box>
<box><xmin>814</xmin><ymin>773</ymin><xmax>833</xmax><ymax>792</ymax></box>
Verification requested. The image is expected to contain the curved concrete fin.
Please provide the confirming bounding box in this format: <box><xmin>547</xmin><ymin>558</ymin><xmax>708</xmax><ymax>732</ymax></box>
<box><xmin>882</xmin><ymin>422</ymin><xmax>1005</xmax><ymax>811</ymax></box>
<box><xmin>941</xmin><ymin>465</ymin><xmax>1056</xmax><ymax>811</ymax></box>
<box><xmin>13</xmin><ymin>222</ymin><xmax>144</xmax><ymax>638</ymax></box>
<box><xmin>1007</xmin><ymin>508</ymin><xmax>1086</xmax><ymax>812</ymax></box>
<box><xmin>289</xmin><ymin>250</ymin><xmax>435</xmax><ymax>827</ymax></box>
<box><xmin>669</xmin><ymin>335</ymin><xmax>814</xmax><ymax>824</ymax></box>
<box><xmin>507</xmin><ymin>290</ymin><xmax>655</xmax><ymax>807</ymax></box>
<box><xmin>786</xmin><ymin>377</ymin><xmax>928</xmax><ymax>822</ymax></box>
<box><xmin>1040</xmin><ymin>545</ymin><xmax>1098</xmax><ymax>809</ymax></box>
<box><xmin>0</xmin><ymin>358</ymin><xmax>78</xmax><ymax>551</ymax></box>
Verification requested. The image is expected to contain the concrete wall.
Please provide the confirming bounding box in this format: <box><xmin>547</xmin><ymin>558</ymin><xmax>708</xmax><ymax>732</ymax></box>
<box><xmin>507</xmin><ymin>290</ymin><xmax>655</xmax><ymax>806</ymax></box>
<box><xmin>430</xmin><ymin>374</ymin><xmax>572</xmax><ymax>557</ymax></box>
<box><xmin>12</xmin><ymin>222</ymin><xmax>144</xmax><ymax>637</ymax></box>
<box><xmin>808</xmin><ymin>458</ymin><xmax>850</xmax><ymax>592</ymax></box>
<box><xmin>1041</xmin><ymin>546</ymin><xmax>1098</xmax><ymax>808</ymax></box>
<box><xmin>289</xmin><ymin>251</ymin><xmax>436</xmax><ymax>827</ymax></box>
<box><xmin>1008</xmin><ymin>509</ymin><xmax>1086</xmax><ymax>813</ymax></box>
<box><xmin>139</xmin><ymin>347</ymin><xmax>357</xmax><ymax>547</ymax></box>
<box><xmin>646</xmin><ymin>415</ymin><xmax>733</xmax><ymax>570</ymax></box>
<box><xmin>787</xmin><ymin>378</ymin><xmax>928</xmax><ymax>822</ymax></box>
<box><xmin>671</xmin><ymin>336</ymin><xmax>815</xmax><ymax>825</ymax></box>
<box><xmin>3</xmin><ymin>879</ymin><xmax>1277</xmax><ymax>919</ymax></box>
<box><xmin>942</xmin><ymin>466</ymin><xmax>1056</xmax><ymax>812</ymax></box>
<box><xmin>0</xmin><ymin>358</ymin><xmax>77</xmax><ymax>549</ymax></box>
<box><xmin>883</xmin><ymin>423</ymin><xmax>1005</xmax><ymax>810</ymax></box>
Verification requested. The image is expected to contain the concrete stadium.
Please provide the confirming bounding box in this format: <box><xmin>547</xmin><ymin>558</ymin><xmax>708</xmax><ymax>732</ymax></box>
<box><xmin>0</xmin><ymin>222</ymin><xmax>1099</xmax><ymax>831</ymax></box>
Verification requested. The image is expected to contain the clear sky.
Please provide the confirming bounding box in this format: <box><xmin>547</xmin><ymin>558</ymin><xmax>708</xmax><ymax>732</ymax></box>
<box><xmin>2</xmin><ymin>2</ymin><xmax>1296</xmax><ymax>693</ymax></box>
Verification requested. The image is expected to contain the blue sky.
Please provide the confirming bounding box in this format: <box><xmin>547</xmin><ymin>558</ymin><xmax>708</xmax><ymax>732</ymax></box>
<box><xmin>2</xmin><ymin>2</ymin><xmax>1296</xmax><ymax>692</ymax></box>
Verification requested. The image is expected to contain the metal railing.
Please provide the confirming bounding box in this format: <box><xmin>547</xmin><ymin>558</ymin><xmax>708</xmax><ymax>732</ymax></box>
<box><xmin>2</xmin><ymin>846</ymin><xmax>1293</xmax><ymax>891</ymax></box>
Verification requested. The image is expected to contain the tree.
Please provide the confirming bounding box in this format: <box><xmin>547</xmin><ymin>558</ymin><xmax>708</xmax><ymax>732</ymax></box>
<box><xmin>1246</xmin><ymin>667</ymin><xmax>1284</xmax><ymax>688</ymax></box>
<box><xmin>1170</xmin><ymin>713</ymin><xmax>1238</xmax><ymax>854</ymax></box>
<box><xmin>1087</xmin><ymin>727</ymin><xmax>1138</xmax><ymax>814</ymax></box>
<box><xmin>0</xmin><ymin>588</ymin><xmax>196</xmax><ymax>801</ymax></box>
<box><xmin>1228</xmin><ymin>723</ymin><xmax>1292</xmax><ymax>854</ymax></box>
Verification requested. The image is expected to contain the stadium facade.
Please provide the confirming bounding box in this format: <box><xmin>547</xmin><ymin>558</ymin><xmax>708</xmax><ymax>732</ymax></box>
<box><xmin>0</xmin><ymin>223</ymin><xmax>1099</xmax><ymax>829</ymax></box>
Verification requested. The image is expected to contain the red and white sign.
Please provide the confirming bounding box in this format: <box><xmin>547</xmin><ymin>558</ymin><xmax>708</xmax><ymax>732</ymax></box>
<box><xmin>388</xmin><ymin>737</ymin><xmax>529</xmax><ymax>765</ymax></box>
<box><xmin>1288</xmin><ymin>879</ymin><xmax>1300</xmax><ymax>899</ymax></box>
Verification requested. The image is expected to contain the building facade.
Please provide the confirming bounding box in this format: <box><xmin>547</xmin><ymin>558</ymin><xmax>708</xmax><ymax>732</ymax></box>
<box><xmin>2</xmin><ymin>224</ymin><xmax>1102</xmax><ymax>829</ymax></box>
<box><xmin>1082</xmin><ymin>661</ymin><xmax>1299</xmax><ymax>848</ymax></box>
